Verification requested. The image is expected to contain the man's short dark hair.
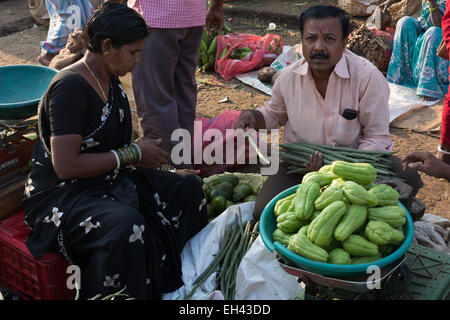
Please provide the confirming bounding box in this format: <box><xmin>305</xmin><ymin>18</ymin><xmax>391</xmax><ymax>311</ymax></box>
<box><xmin>300</xmin><ymin>5</ymin><xmax>350</xmax><ymax>38</ymax></box>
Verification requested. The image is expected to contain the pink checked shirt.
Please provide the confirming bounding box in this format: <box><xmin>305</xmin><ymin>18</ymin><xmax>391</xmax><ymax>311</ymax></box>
<box><xmin>128</xmin><ymin>0</ymin><xmax>206</xmax><ymax>28</ymax></box>
<box><xmin>257</xmin><ymin>49</ymin><xmax>393</xmax><ymax>151</ymax></box>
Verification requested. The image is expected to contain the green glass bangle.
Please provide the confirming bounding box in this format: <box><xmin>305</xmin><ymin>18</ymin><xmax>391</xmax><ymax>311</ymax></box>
<box><xmin>116</xmin><ymin>145</ymin><xmax>140</xmax><ymax>167</ymax></box>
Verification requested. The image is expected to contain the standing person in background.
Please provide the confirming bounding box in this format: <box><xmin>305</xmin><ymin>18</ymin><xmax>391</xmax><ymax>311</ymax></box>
<box><xmin>440</xmin><ymin>0</ymin><xmax>450</xmax><ymax>163</ymax></box>
<box><xmin>385</xmin><ymin>0</ymin><xmax>449</xmax><ymax>101</ymax></box>
<box><xmin>38</xmin><ymin>0</ymin><xmax>95</xmax><ymax>66</ymax></box>
<box><xmin>128</xmin><ymin>0</ymin><xmax>224</xmax><ymax>162</ymax></box>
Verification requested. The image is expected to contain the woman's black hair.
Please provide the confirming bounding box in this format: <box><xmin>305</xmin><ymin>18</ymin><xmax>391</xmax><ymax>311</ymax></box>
<box><xmin>299</xmin><ymin>5</ymin><xmax>350</xmax><ymax>38</ymax></box>
<box><xmin>83</xmin><ymin>2</ymin><xmax>149</xmax><ymax>53</ymax></box>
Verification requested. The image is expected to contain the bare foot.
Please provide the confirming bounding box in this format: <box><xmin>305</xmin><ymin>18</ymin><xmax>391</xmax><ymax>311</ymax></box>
<box><xmin>38</xmin><ymin>51</ymin><xmax>56</xmax><ymax>66</ymax></box>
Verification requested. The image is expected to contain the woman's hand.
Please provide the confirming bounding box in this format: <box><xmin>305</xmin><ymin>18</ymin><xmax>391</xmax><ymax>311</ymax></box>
<box><xmin>137</xmin><ymin>139</ymin><xmax>171</xmax><ymax>169</ymax></box>
<box><xmin>401</xmin><ymin>151</ymin><xmax>450</xmax><ymax>180</ymax></box>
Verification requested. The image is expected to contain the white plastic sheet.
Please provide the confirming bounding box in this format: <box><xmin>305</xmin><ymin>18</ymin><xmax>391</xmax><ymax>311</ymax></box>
<box><xmin>413</xmin><ymin>213</ymin><xmax>450</xmax><ymax>254</ymax></box>
<box><xmin>163</xmin><ymin>201</ymin><xmax>304</xmax><ymax>300</ymax></box>
<box><xmin>234</xmin><ymin>235</ymin><xmax>304</xmax><ymax>300</ymax></box>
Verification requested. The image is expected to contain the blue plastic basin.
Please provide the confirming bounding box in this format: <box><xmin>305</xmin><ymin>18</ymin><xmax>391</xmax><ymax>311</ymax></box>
<box><xmin>0</xmin><ymin>65</ymin><xmax>58</xmax><ymax>120</ymax></box>
<box><xmin>259</xmin><ymin>184</ymin><xmax>414</xmax><ymax>277</ymax></box>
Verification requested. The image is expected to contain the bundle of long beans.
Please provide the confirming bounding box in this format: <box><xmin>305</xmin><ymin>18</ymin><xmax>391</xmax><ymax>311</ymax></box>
<box><xmin>279</xmin><ymin>142</ymin><xmax>400</xmax><ymax>180</ymax></box>
<box><xmin>183</xmin><ymin>210</ymin><xmax>259</xmax><ymax>300</ymax></box>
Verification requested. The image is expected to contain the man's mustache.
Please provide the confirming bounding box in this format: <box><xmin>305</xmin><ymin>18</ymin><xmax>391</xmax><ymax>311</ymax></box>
<box><xmin>310</xmin><ymin>52</ymin><xmax>330</xmax><ymax>60</ymax></box>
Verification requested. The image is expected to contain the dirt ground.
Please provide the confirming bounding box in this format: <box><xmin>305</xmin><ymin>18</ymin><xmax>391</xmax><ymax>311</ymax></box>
<box><xmin>0</xmin><ymin>3</ymin><xmax>448</xmax><ymax>220</ymax></box>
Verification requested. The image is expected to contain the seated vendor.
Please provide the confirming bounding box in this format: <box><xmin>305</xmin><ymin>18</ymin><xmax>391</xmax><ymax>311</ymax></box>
<box><xmin>23</xmin><ymin>2</ymin><xmax>208</xmax><ymax>300</ymax></box>
<box><xmin>385</xmin><ymin>0</ymin><xmax>449</xmax><ymax>101</ymax></box>
<box><xmin>235</xmin><ymin>5</ymin><xmax>423</xmax><ymax>219</ymax></box>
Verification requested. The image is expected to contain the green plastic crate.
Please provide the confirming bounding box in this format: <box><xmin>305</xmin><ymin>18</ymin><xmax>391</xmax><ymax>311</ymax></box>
<box><xmin>405</xmin><ymin>244</ymin><xmax>450</xmax><ymax>300</ymax></box>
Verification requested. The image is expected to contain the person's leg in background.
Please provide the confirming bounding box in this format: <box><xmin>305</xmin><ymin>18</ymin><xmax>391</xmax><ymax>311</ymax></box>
<box><xmin>412</xmin><ymin>26</ymin><xmax>449</xmax><ymax>100</ymax></box>
<box><xmin>131</xmin><ymin>28</ymin><xmax>182</xmax><ymax>154</ymax></box>
<box><xmin>174</xmin><ymin>26</ymin><xmax>203</xmax><ymax>139</ymax></box>
<box><xmin>39</xmin><ymin>0</ymin><xmax>93</xmax><ymax>66</ymax></box>
<box><xmin>132</xmin><ymin>27</ymin><xmax>202</xmax><ymax>168</ymax></box>
<box><xmin>386</xmin><ymin>16</ymin><xmax>423</xmax><ymax>88</ymax></box>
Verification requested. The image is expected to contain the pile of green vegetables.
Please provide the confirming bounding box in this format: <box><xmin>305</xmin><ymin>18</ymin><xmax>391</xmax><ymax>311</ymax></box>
<box><xmin>198</xmin><ymin>173</ymin><xmax>261</xmax><ymax>221</ymax></box>
<box><xmin>198</xmin><ymin>23</ymin><xmax>232</xmax><ymax>72</ymax></box>
<box><xmin>272</xmin><ymin>160</ymin><xmax>408</xmax><ymax>265</ymax></box>
<box><xmin>184</xmin><ymin>212</ymin><xmax>259</xmax><ymax>300</ymax></box>
<box><xmin>280</xmin><ymin>142</ymin><xmax>399</xmax><ymax>181</ymax></box>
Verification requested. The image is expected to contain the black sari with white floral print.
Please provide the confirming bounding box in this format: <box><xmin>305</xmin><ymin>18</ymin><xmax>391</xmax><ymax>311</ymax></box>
<box><xmin>23</xmin><ymin>70</ymin><xmax>208</xmax><ymax>299</ymax></box>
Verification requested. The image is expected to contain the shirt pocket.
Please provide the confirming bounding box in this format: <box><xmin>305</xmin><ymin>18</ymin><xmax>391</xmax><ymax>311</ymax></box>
<box><xmin>332</xmin><ymin>113</ymin><xmax>360</xmax><ymax>147</ymax></box>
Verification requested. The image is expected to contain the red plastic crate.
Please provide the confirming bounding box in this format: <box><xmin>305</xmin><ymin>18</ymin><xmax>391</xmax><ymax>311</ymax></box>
<box><xmin>0</xmin><ymin>211</ymin><xmax>75</xmax><ymax>300</ymax></box>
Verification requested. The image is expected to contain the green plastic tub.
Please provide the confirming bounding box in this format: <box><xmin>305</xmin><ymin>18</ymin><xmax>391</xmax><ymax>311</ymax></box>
<box><xmin>259</xmin><ymin>184</ymin><xmax>414</xmax><ymax>277</ymax></box>
<box><xmin>0</xmin><ymin>65</ymin><xmax>58</xmax><ymax>120</ymax></box>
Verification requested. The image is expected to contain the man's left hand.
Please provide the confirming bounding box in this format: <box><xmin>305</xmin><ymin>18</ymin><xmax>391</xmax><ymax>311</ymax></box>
<box><xmin>305</xmin><ymin>151</ymin><xmax>324</xmax><ymax>172</ymax></box>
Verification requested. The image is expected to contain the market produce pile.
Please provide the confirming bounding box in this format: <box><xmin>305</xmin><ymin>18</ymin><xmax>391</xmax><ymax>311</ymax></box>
<box><xmin>280</xmin><ymin>142</ymin><xmax>399</xmax><ymax>180</ymax></box>
<box><xmin>272</xmin><ymin>161</ymin><xmax>408</xmax><ymax>265</ymax></box>
<box><xmin>198</xmin><ymin>23</ymin><xmax>232</xmax><ymax>72</ymax></box>
<box><xmin>346</xmin><ymin>23</ymin><xmax>392</xmax><ymax>73</ymax></box>
<box><xmin>199</xmin><ymin>172</ymin><xmax>266</xmax><ymax>221</ymax></box>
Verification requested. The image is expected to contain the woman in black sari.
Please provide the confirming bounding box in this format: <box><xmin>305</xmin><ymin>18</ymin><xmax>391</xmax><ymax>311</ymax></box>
<box><xmin>23</xmin><ymin>2</ymin><xmax>208</xmax><ymax>300</ymax></box>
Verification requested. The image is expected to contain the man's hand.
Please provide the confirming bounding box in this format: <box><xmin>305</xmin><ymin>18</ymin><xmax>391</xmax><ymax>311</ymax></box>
<box><xmin>235</xmin><ymin>110</ymin><xmax>258</xmax><ymax>130</ymax></box>
<box><xmin>401</xmin><ymin>151</ymin><xmax>450</xmax><ymax>180</ymax></box>
<box><xmin>304</xmin><ymin>151</ymin><xmax>323</xmax><ymax>172</ymax></box>
<box><xmin>137</xmin><ymin>139</ymin><xmax>171</xmax><ymax>169</ymax></box>
<box><xmin>205</xmin><ymin>0</ymin><xmax>224</xmax><ymax>36</ymax></box>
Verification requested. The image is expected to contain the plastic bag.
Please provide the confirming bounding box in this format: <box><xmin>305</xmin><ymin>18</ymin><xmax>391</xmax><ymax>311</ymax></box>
<box><xmin>162</xmin><ymin>202</ymin><xmax>304</xmax><ymax>300</ymax></box>
<box><xmin>215</xmin><ymin>33</ymin><xmax>284</xmax><ymax>80</ymax></box>
<box><xmin>193</xmin><ymin>110</ymin><xmax>265</xmax><ymax>177</ymax></box>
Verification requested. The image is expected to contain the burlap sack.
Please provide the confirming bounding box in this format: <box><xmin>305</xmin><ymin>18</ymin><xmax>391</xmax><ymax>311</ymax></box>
<box><xmin>338</xmin><ymin>0</ymin><xmax>385</xmax><ymax>17</ymax></box>
<box><xmin>388</xmin><ymin>0</ymin><xmax>422</xmax><ymax>27</ymax></box>
<box><xmin>27</xmin><ymin>0</ymin><xmax>49</xmax><ymax>26</ymax></box>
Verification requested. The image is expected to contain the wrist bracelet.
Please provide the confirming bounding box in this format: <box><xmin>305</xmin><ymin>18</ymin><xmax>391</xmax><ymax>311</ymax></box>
<box><xmin>430</xmin><ymin>6</ymin><xmax>438</xmax><ymax>12</ymax></box>
<box><xmin>115</xmin><ymin>144</ymin><xmax>142</xmax><ymax>168</ymax></box>
<box><xmin>110</xmin><ymin>150</ymin><xmax>121</xmax><ymax>170</ymax></box>
<box><xmin>437</xmin><ymin>144</ymin><xmax>450</xmax><ymax>155</ymax></box>
<box><xmin>131</xmin><ymin>143</ymin><xmax>142</xmax><ymax>162</ymax></box>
